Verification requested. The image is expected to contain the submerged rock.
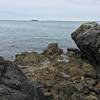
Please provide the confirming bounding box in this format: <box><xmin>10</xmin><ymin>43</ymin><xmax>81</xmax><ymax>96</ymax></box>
<box><xmin>42</xmin><ymin>43</ymin><xmax>63</xmax><ymax>60</ymax></box>
<box><xmin>0</xmin><ymin>58</ymin><xmax>49</xmax><ymax>100</ymax></box>
<box><xmin>71</xmin><ymin>22</ymin><xmax>100</xmax><ymax>64</ymax></box>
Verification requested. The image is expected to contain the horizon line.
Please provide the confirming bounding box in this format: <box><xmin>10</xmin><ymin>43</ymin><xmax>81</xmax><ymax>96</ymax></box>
<box><xmin>0</xmin><ymin>19</ymin><xmax>99</xmax><ymax>22</ymax></box>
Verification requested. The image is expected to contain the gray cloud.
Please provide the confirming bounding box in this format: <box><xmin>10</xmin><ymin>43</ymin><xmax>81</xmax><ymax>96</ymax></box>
<box><xmin>0</xmin><ymin>0</ymin><xmax>99</xmax><ymax>20</ymax></box>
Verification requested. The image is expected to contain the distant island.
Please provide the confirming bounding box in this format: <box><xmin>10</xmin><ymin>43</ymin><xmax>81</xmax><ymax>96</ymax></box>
<box><xmin>31</xmin><ymin>19</ymin><xmax>39</xmax><ymax>21</ymax></box>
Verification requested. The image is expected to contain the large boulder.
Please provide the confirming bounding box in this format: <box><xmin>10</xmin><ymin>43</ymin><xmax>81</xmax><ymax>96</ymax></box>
<box><xmin>71</xmin><ymin>22</ymin><xmax>100</xmax><ymax>64</ymax></box>
<box><xmin>42</xmin><ymin>43</ymin><xmax>63</xmax><ymax>59</ymax></box>
<box><xmin>0</xmin><ymin>58</ymin><xmax>49</xmax><ymax>100</ymax></box>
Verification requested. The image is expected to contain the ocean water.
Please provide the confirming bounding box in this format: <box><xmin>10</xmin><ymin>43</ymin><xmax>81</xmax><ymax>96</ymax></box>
<box><xmin>0</xmin><ymin>20</ymin><xmax>85</xmax><ymax>59</ymax></box>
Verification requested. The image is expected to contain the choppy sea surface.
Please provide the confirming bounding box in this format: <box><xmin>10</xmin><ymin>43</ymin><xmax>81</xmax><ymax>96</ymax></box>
<box><xmin>0</xmin><ymin>20</ymin><xmax>86</xmax><ymax>59</ymax></box>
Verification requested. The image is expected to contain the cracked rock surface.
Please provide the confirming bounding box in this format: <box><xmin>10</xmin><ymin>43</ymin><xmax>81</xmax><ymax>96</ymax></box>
<box><xmin>71</xmin><ymin>22</ymin><xmax>100</xmax><ymax>64</ymax></box>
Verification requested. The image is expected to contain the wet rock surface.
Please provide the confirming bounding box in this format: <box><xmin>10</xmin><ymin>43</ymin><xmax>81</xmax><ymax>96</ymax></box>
<box><xmin>71</xmin><ymin>22</ymin><xmax>100</xmax><ymax>64</ymax></box>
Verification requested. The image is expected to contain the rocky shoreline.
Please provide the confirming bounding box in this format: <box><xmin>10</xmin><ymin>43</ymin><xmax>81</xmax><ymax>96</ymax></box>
<box><xmin>0</xmin><ymin>22</ymin><xmax>100</xmax><ymax>100</ymax></box>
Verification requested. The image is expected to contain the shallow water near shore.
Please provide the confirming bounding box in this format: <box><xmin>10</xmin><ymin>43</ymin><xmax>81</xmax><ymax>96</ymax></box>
<box><xmin>0</xmin><ymin>20</ymin><xmax>86</xmax><ymax>59</ymax></box>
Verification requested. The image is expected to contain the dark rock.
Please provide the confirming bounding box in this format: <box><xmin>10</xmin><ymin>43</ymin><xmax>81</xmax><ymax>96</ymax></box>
<box><xmin>67</xmin><ymin>48</ymin><xmax>80</xmax><ymax>58</ymax></box>
<box><xmin>0</xmin><ymin>56</ymin><xmax>5</xmax><ymax>62</ymax></box>
<box><xmin>94</xmin><ymin>82</ymin><xmax>100</xmax><ymax>94</ymax></box>
<box><xmin>82</xmin><ymin>63</ymin><xmax>97</xmax><ymax>79</ymax></box>
<box><xmin>62</xmin><ymin>85</ymin><xmax>77</xmax><ymax>96</ymax></box>
<box><xmin>73</xmin><ymin>82</ymin><xmax>84</xmax><ymax>91</ymax></box>
<box><xmin>85</xmin><ymin>78</ymin><xmax>97</xmax><ymax>90</ymax></box>
<box><xmin>0</xmin><ymin>58</ymin><xmax>50</xmax><ymax>100</ymax></box>
<box><xmin>85</xmin><ymin>92</ymin><xmax>98</xmax><ymax>100</ymax></box>
<box><xmin>71</xmin><ymin>22</ymin><xmax>100</xmax><ymax>64</ymax></box>
<box><xmin>42</xmin><ymin>43</ymin><xmax>63</xmax><ymax>59</ymax></box>
<box><xmin>57</xmin><ymin>85</ymin><xmax>77</xmax><ymax>100</ymax></box>
<box><xmin>45</xmin><ymin>80</ymin><xmax>55</xmax><ymax>88</ymax></box>
<box><xmin>71</xmin><ymin>92</ymin><xmax>84</xmax><ymax>100</ymax></box>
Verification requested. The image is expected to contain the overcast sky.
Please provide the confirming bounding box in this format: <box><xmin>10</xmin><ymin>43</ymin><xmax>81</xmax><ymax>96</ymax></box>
<box><xmin>0</xmin><ymin>0</ymin><xmax>99</xmax><ymax>21</ymax></box>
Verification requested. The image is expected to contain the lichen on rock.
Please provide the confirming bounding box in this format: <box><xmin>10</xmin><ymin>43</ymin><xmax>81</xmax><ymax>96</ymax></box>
<box><xmin>71</xmin><ymin>22</ymin><xmax>100</xmax><ymax>64</ymax></box>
